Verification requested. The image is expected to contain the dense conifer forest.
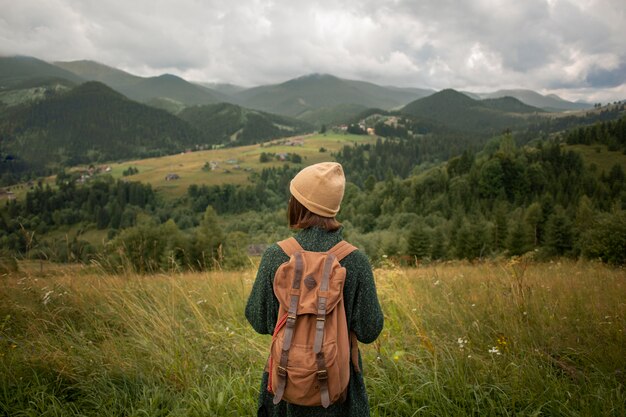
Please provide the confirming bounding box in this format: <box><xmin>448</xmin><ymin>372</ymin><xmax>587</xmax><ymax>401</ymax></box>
<box><xmin>2</xmin><ymin>115</ymin><xmax>625</xmax><ymax>271</ymax></box>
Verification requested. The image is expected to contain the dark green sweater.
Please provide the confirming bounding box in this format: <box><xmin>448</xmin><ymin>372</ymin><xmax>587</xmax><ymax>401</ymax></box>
<box><xmin>245</xmin><ymin>227</ymin><xmax>384</xmax><ymax>417</ymax></box>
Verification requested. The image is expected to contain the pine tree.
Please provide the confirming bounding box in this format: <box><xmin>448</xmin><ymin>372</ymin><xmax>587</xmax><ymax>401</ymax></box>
<box><xmin>407</xmin><ymin>224</ymin><xmax>431</xmax><ymax>260</ymax></box>
<box><xmin>544</xmin><ymin>207</ymin><xmax>574</xmax><ymax>256</ymax></box>
<box><xmin>507</xmin><ymin>219</ymin><xmax>531</xmax><ymax>256</ymax></box>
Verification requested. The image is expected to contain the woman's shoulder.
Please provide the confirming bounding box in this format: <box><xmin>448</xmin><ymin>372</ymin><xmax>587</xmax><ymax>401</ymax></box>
<box><xmin>259</xmin><ymin>243</ymin><xmax>290</xmax><ymax>267</ymax></box>
<box><xmin>341</xmin><ymin>245</ymin><xmax>372</xmax><ymax>269</ymax></box>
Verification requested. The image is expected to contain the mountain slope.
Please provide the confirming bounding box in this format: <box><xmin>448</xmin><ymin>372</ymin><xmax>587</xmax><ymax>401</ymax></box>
<box><xmin>236</xmin><ymin>73</ymin><xmax>431</xmax><ymax>117</ymax></box>
<box><xmin>480</xmin><ymin>96</ymin><xmax>545</xmax><ymax>113</ymax></box>
<box><xmin>0</xmin><ymin>56</ymin><xmax>84</xmax><ymax>88</ymax></box>
<box><xmin>401</xmin><ymin>89</ymin><xmax>534</xmax><ymax>133</ymax></box>
<box><xmin>54</xmin><ymin>60</ymin><xmax>231</xmax><ymax>106</ymax></box>
<box><xmin>0</xmin><ymin>82</ymin><xmax>201</xmax><ymax>174</ymax></box>
<box><xmin>178</xmin><ymin>102</ymin><xmax>313</xmax><ymax>146</ymax></box>
<box><xmin>54</xmin><ymin>59</ymin><xmax>142</xmax><ymax>88</ymax></box>
<box><xmin>477</xmin><ymin>89</ymin><xmax>591</xmax><ymax>111</ymax></box>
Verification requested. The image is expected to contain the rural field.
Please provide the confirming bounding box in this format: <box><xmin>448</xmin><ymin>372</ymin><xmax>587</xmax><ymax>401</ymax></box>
<box><xmin>105</xmin><ymin>132</ymin><xmax>375</xmax><ymax>198</ymax></box>
<box><xmin>1</xmin><ymin>259</ymin><xmax>624</xmax><ymax>416</ymax></box>
<box><xmin>1</xmin><ymin>132</ymin><xmax>374</xmax><ymax>202</ymax></box>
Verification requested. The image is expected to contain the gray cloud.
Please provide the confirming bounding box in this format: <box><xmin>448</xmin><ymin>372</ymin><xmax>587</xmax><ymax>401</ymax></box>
<box><xmin>0</xmin><ymin>0</ymin><xmax>624</xmax><ymax>102</ymax></box>
<box><xmin>586</xmin><ymin>61</ymin><xmax>626</xmax><ymax>88</ymax></box>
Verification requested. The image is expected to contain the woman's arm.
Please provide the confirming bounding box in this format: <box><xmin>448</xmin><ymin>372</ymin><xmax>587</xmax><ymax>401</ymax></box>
<box><xmin>245</xmin><ymin>245</ymin><xmax>285</xmax><ymax>335</ymax></box>
<box><xmin>348</xmin><ymin>251</ymin><xmax>384</xmax><ymax>344</ymax></box>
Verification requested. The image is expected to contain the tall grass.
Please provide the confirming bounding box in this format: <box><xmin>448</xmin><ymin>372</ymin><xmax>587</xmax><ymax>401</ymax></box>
<box><xmin>0</xmin><ymin>259</ymin><xmax>624</xmax><ymax>416</ymax></box>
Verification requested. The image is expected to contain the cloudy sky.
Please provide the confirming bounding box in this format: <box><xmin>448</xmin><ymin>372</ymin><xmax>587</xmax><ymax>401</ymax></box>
<box><xmin>1</xmin><ymin>0</ymin><xmax>625</xmax><ymax>102</ymax></box>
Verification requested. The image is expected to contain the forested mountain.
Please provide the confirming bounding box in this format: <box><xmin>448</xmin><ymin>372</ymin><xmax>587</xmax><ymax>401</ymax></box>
<box><xmin>0</xmin><ymin>81</ymin><xmax>201</xmax><ymax>178</ymax></box>
<box><xmin>297</xmin><ymin>103</ymin><xmax>369</xmax><ymax>127</ymax></box>
<box><xmin>475</xmin><ymin>89</ymin><xmax>592</xmax><ymax>111</ymax></box>
<box><xmin>0</xmin><ymin>56</ymin><xmax>84</xmax><ymax>88</ymax></box>
<box><xmin>480</xmin><ymin>96</ymin><xmax>545</xmax><ymax>114</ymax></box>
<box><xmin>54</xmin><ymin>60</ymin><xmax>231</xmax><ymax>106</ymax></box>
<box><xmin>401</xmin><ymin>89</ymin><xmax>542</xmax><ymax>134</ymax></box>
<box><xmin>236</xmin><ymin>73</ymin><xmax>432</xmax><ymax>117</ymax></box>
<box><xmin>178</xmin><ymin>102</ymin><xmax>313</xmax><ymax>146</ymax></box>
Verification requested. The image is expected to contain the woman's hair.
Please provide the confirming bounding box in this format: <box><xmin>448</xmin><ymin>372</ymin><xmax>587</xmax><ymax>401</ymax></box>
<box><xmin>287</xmin><ymin>196</ymin><xmax>342</xmax><ymax>231</ymax></box>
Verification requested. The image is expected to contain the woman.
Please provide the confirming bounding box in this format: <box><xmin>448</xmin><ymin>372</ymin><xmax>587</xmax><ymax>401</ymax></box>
<box><xmin>245</xmin><ymin>162</ymin><xmax>384</xmax><ymax>417</ymax></box>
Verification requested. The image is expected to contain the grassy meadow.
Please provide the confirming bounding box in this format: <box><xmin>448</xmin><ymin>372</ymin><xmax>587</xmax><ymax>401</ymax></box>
<box><xmin>106</xmin><ymin>133</ymin><xmax>374</xmax><ymax>198</ymax></box>
<box><xmin>0</xmin><ymin>132</ymin><xmax>373</xmax><ymax>203</ymax></box>
<box><xmin>1</xmin><ymin>259</ymin><xmax>624</xmax><ymax>416</ymax></box>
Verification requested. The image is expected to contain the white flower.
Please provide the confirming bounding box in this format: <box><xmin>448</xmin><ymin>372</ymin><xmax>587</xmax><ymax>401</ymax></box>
<box><xmin>488</xmin><ymin>346</ymin><xmax>501</xmax><ymax>355</ymax></box>
<box><xmin>457</xmin><ymin>337</ymin><xmax>468</xmax><ymax>349</ymax></box>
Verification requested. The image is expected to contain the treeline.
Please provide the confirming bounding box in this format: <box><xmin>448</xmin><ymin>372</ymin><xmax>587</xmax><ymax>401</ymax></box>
<box><xmin>2</xmin><ymin>134</ymin><xmax>625</xmax><ymax>270</ymax></box>
<box><xmin>0</xmin><ymin>165</ymin><xmax>302</xmax><ymax>270</ymax></box>
<box><xmin>564</xmin><ymin>116</ymin><xmax>626</xmax><ymax>152</ymax></box>
<box><xmin>338</xmin><ymin>136</ymin><xmax>625</xmax><ymax>264</ymax></box>
<box><xmin>186</xmin><ymin>165</ymin><xmax>301</xmax><ymax>214</ymax></box>
<box><xmin>1</xmin><ymin>176</ymin><xmax>155</xmax><ymax>256</ymax></box>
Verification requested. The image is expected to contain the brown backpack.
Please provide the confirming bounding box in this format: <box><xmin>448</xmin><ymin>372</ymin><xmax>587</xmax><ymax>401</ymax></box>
<box><xmin>267</xmin><ymin>237</ymin><xmax>361</xmax><ymax>408</ymax></box>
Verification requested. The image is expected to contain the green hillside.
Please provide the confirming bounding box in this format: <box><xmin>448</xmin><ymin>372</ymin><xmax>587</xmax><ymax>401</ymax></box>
<box><xmin>0</xmin><ymin>81</ymin><xmax>202</xmax><ymax>176</ymax></box>
<box><xmin>297</xmin><ymin>103</ymin><xmax>369</xmax><ymax>127</ymax></box>
<box><xmin>401</xmin><ymin>89</ymin><xmax>535</xmax><ymax>134</ymax></box>
<box><xmin>236</xmin><ymin>73</ymin><xmax>429</xmax><ymax>118</ymax></box>
<box><xmin>479</xmin><ymin>89</ymin><xmax>592</xmax><ymax>111</ymax></box>
<box><xmin>178</xmin><ymin>102</ymin><xmax>313</xmax><ymax>146</ymax></box>
<box><xmin>0</xmin><ymin>56</ymin><xmax>84</xmax><ymax>88</ymax></box>
<box><xmin>480</xmin><ymin>96</ymin><xmax>545</xmax><ymax>114</ymax></box>
<box><xmin>54</xmin><ymin>60</ymin><xmax>231</xmax><ymax>106</ymax></box>
<box><xmin>54</xmin><ymin>60</ymin><xmax>143</xmax><ymax>88</ymax></box>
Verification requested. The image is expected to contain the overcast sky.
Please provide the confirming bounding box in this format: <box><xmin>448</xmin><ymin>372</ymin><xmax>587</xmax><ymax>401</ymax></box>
<box><xmin>1</xmin><ymin>0</ymin><xmax>625</xmax><ymax>103</ymax></box>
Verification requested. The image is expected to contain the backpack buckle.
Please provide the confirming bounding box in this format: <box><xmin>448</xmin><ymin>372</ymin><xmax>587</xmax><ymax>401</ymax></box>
<box><xmin>316</xmin><ymin>369</ymin><xmax>328</xmax><ymax>380</ymax></box>
<box><xmin>277</xmin><ymin>366</ymin><xmax>287</xmax><ymax>377</ymax></box>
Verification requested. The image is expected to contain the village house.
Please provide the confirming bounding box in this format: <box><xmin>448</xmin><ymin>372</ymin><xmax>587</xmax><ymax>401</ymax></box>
<box><xmin>165</xmin><ymin>173</ymin><xmax>180</xmax><ymax>181</ymax></box>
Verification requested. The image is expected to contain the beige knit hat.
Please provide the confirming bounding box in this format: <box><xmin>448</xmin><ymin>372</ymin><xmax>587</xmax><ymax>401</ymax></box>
<box><xmin>290</xmin><ymin>162</ymin><xmax>345</xmax><ymax>217</ymax></box>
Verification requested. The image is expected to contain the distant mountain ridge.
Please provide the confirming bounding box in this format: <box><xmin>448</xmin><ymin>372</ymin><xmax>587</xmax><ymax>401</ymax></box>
<box><xmin>470</xmin><ymin>89</ymin><xmax>592</xmax><ymax>111</ymax></box>
<box><xmin>0</xmin><ymin>56</ymin><xmax>84</xmax><ymax>88</ymax></box>
<box><xmin>0</xmin><ymin>55</ymin><xmax>596</xmax><ymax>118</ymax></box>
<box><xmin>54</xmin><ymin>60</ymin><xmax>231</xmax><ymax>106</ymax></box>
<box><xmin>401</xmin><ymin>89</ymin><xmax>542</xmax><ymax>133</ymax></box>
<box><xmin>234</xmin><ymin>73</ymin><xmax>434</xmax><ymax>118</ymax></box>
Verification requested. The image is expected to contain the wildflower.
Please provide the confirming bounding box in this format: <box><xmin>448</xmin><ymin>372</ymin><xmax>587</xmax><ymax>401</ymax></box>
<box><xmin>411</xmin><ymin>308</ymin><xmax>417</xmax><ymax>312</ymax></box>
<box><xmin>196</xmin><ymin>299</ymin><xmax>207</xmax><ymax>305</ymax></box>
<box><xmin>496</xmin><ymin>335</ymin><xmax>508</xmax><ymax>349</ymax></box>
<box><xmin>471</xmin><ymin>304</ymin><xmax>476</xmax><ymax>307</ymax></box>
<box><xmin>488</xmin><ymin>346</ymin><xmax>501</xmax><ymax>355</ymax></box>
<box><xmin>433</xmin><ymin>280</ymin><xmax>441</xmax><ymax>286</ymax></box>
<box><xmin>457</xmin><ymin>337</ymin><xmax>468</xmax><ymax>350</ymax></box>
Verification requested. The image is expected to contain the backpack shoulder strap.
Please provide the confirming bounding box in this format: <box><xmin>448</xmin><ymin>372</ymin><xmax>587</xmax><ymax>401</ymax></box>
<box><xmin>277</xmin><ymin>237</ymin><xmax>304</xmax><ymax>257</ymax></box>
<box><xmin>327</xmin><ymin>240</ymin><xmax>358</xmax><ymax>262</ymax></box>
